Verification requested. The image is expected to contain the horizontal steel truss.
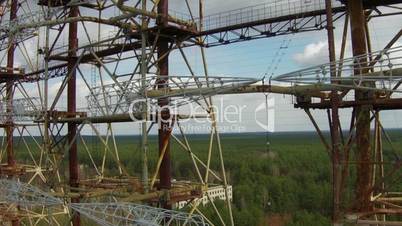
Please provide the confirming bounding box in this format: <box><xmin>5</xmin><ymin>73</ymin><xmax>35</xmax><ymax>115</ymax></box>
<box><xmin>194</xmin><ymin>7</ymin><xmax>347</xmax><ymax>47</ymax></box>
<box><xmin>5</xmin><ymin>1</ymin><xmax>401</xmax><ymax>82</ymax></box>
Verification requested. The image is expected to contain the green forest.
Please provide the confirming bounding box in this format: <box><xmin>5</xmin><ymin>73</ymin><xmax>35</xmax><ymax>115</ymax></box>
<box><xmin>12</xmin><ymin>130</ymin><xmax>402</xmax><ymax>225</ymax></box>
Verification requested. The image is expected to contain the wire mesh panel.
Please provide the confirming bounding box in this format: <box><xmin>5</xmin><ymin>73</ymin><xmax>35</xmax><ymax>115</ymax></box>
<box><xmin>0</xmin><ymin>179</ymin><xmax>63</xmax><ymax>207</ymax></box>
<box><xmin>71</xmin><ymin>202</ymin><xmax>208</xmax><ymax>226</ymax></box>
<box><xmin>0</xmin><ymin>179</ymin><xmax>207</xmax><ymax>226</ymax></box>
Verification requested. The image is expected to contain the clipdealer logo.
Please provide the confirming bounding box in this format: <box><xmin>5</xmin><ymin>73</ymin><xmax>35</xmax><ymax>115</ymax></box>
<box><xmin>128</xmin><ymin>97</ymin><xmax>275</xmax><ymax>132</ymax></box>
<box><xmin>128</xmin><ymin>98</ymin><xmax>153</xmax><ymax>123</ymax></box>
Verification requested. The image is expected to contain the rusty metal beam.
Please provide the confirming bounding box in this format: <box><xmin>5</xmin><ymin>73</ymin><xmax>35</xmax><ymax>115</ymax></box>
<box><xmin>7</xmin><ymin>1</ymin><xmax>19</xmax><ymax>226</ymax></box>
<box><xmin>348</xmin><ymin>0</ymin><xmax>373</xmax><ymax>213</ymax></box>
<box><xmin>67</xmin><ymin>5</ymin><xmax>80</xmax><ymax>226</ymax></box>
<box><xmin>6</xmin><ymin>0</ymin><xmax>17</xmax><ymax>169</ymax></box>
<box><xmin>325</xmin><ymin>0</ymin><xmax>342</xmax><ymax>224</ymax></box>
<box><xmin>50</xmin><ymin>113</ymin><xmax>207</xmax><ymax>124</ymax></box>
<box><xmin>296</xmin><ymin>98</ymin><xmax>402</xmax><ymax>110</ymax></box>
<box><xmin>157</xmin><ymin>0</ymin><xmax>171</xmax><ymax>210</ymax></box>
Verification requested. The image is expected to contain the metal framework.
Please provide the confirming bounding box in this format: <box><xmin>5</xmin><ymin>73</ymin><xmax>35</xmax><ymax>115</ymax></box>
<box><xmin>0</xmin><ymin>179</ymin><xmax>206</xmax><ymax>226</ymax></box>
<box><xmin>0</xmin><ymin>0</ymin><xmax>400</xmax><ymax>226</ymax></box>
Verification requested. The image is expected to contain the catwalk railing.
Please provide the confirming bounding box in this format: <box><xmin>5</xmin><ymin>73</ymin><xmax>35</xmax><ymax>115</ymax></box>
<box><xmin>196</xmin><ymin>0</ymin><xmax>342</xmax><ymax>32</ymax></box>
<box><xmin>272</xmin><ymin>45</ymin><xmax>402</xmax><ymax>93</ymax></box>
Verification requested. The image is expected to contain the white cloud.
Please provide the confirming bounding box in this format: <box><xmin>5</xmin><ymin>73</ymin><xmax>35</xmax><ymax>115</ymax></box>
<box><xmin>292</xmin><ymin>38</ymin><xmax>402</xmax><ymax>70</ymax></box>
<box><xmin>293</xmin><ymin>41</ymin><xmax>328</xmax><ymax>66</ymax></box>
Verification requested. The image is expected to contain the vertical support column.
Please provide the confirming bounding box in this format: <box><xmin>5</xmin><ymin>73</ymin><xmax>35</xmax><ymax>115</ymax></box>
<box><xmin>141</xmin><ymin>0</ymin><xmax>149</xmax><ymax>193</ymax></box>
<box><xmin>325</xmin><ymin>1</ymin><xmax>342</xmax><ymax>225</ymax></box>
<box><xmin>348</xmin><ymin>0</ymin><xmax>372</xmax><ymax>213</ymax></box>
<box><xmin>68</xmin><ymin>5</ymin><xmax>80</xmax><ymax>226</ymax></box>
<box><xmin>374</xmin><ymin>111</ymin><xmax>385</xmax><ymax>222</ymax></box>
<box><xmin>157</xmin><ymin>0</ymin><xmax>171</xmax><ymax>209</ymax></box>
<box><xmin>6</xmin><ymin>0</ymin><xmax>17</xmax><ymax>169</ymax></box>
<box><xmin>7</xmin><ymin>1</ymin><xmax>19</xmax><ymax>226</ymax></box>
<box><xmin>199</xmin><ymin>0</ymin><xmax>204</xmax><ymax>31</ymax></box>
